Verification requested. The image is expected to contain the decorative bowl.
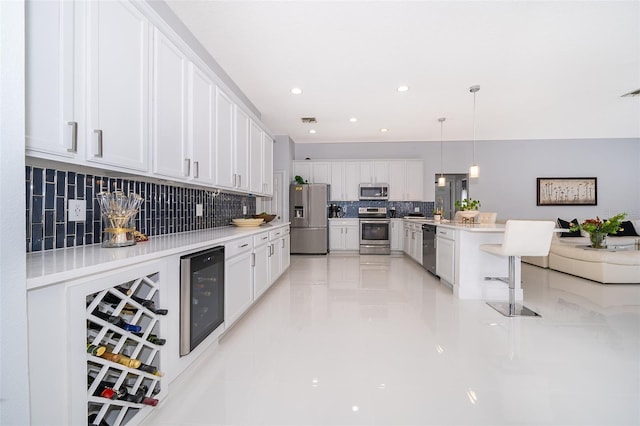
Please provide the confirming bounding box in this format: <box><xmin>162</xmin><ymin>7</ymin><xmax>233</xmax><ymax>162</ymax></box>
<box><xmin>231</xmin><ymin>218</ymin><xmax>264</xmax><ymax>227</ymax></box>
<box><xmin>253</xmin><ymin>213</ymin><xmax>277</xmax><ymax>223</ymax></box>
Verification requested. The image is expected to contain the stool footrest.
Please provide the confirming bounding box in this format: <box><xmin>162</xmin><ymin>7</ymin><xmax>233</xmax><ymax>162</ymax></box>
<box><xmin>487</xmin><ymin>302</ymin><xmax>541</xmax><ymax>317</ymax></box>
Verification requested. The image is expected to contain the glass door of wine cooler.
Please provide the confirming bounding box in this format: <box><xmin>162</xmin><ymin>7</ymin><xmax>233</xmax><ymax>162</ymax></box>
<box><xmin>180</xmin><ymin>246</ymin><xmax>225</xmax><ymax>356</ymax></box>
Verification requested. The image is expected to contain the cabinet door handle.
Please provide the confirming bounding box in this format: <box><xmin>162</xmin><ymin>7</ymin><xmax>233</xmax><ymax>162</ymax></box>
<box><xmin>94</xmin><ymin>129</ymin><xmax>103</xmax><ymax>158</ymax></box>
<box><xmin>194</xmin><ymin>161</ymin><xmax>199</xmax><ymax>178</ymax></box>
<box><xmin>251</xmin><ymin>253</ymin><xmax>255</xmax><ymax>267</ymax></box>
<box><xmin>239</xmin><ymin>243</ymin><xmax>249</xmax><ymax>248</ymax></box>
<box><xmin>185</xmin><ymin>159</ymin><xmax>191</xmax><ymax>177</ymax></box>
<box><xmin>238</xmin><ymin>174</ymin><xmax>241</xmax><ymax>187</ymax></box>
<box><xmin>262</xmin><ymin>236</ymin><xmax>268</xmax><ymax>241</ymax></box>
<box><xmin>67</xmin><ymin>122</ymin><xmax>77</xmax><ymax>153</ymax></box>
<box><xmin>282</xmin><ymin>239</ymin><xmax>285</xmax><ymax>248</ymax></box>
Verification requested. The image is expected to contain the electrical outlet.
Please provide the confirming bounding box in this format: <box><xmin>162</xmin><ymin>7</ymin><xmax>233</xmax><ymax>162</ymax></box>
<box><xmin>242</xmin><ymin>205</ymin><xmax>247</xmax><ymax>215</ymax></box>
<box><xmin>68</xmin><ymin>200</ymin><xmax>86</xmax><ymax>222</ymax></box>
<box><xmin>414</xmin><ymin>207</ymin><xmax>420</xmax><ymax>212</ymax></box>
<box><xmin>196</xmin><ymin>204</ymin><xmax>203</xmax><ymax>217</ymax></box>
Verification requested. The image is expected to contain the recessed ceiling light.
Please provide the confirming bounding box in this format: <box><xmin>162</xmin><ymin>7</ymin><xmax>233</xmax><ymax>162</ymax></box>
<box><xmin>380</xmin><ymin>128</ymin><xmax>388</xmax><ymax>132</ymax></box>
<box><xmin>309</xmin><ymin>129</ymin><xmax>316</xmax><ymax>134</ymax></box>
<box><xmin>349</xmin><ymin>117</ymin><xmax>357</xmax><ymax>122</ymax></box>
<box><xmin>397</xmin><ymin>85</ymin><xmax>409</xmax><ymax>92</ymax></box>
<box><xmin>291</xmin><ymin>87</ymin><xmax>303</xmax><ymax>95</ymax></box>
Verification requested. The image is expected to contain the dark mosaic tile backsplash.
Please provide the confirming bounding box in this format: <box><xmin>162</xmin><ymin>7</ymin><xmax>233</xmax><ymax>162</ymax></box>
<box><xmin>330</xmin><ymin>200</ymin><xmax>434</xmax><ymax>218</ymax></box>
<box><xmin>25</xmin><ymin>166</ymin><xmax>256</xmax><ymax>252</ymax></box>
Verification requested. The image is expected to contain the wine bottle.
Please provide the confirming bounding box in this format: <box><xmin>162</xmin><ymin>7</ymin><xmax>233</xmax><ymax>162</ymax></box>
<box><xmin>136</xmin><ymin>363</ymin><xmax>164</xmax><ymax>376</ymax></box>
<box><xmin>114</xmin><ymin>353</ymin><xmax>142</xmax><ymax>369</ymax></box>
<box><xmin>89</xmin><ymin>377</ymin><xmax>158</xmax><ymax>406</ymax></box>
<box><xmin>131</xmin><ymin>332</ymin><xmax>166</xmax><ymax>346</ymax></box>
<box><xmin>99</xmin><ymin>351</ymin><xmax>121</xmax><ymax>364</ymax></box>
<box><xmin>91</xmin><ymin>309</ymin><xmax>142</xmax><ymax>333</ymax></box>
<box><xmin>87</xmin><ymin>344</ymin><xmax>106</xmax><ymax>357</ymax></box>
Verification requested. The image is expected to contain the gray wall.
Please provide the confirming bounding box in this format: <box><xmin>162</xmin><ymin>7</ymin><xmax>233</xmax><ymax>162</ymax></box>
<box><xmin>293</xmin><ymin>138</ymin><xmax>640</xmax><ymax>221</ymax></box>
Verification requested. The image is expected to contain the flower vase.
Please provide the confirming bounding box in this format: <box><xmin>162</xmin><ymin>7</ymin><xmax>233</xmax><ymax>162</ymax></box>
<box><xmin>589</xmin><ymin>231</ymin><xmax>607</xmax><ymax>249</ymax></box>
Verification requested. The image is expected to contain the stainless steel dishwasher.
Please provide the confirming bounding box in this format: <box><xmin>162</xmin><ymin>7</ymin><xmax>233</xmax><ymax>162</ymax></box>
<box><xmin>422</xmin><ymin>224</ymin><xmax>437</xmax><ymax>275</ymax></box>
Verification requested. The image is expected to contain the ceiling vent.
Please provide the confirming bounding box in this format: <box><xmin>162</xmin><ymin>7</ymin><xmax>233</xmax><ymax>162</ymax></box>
<box><xmin>621</xmin><ymin>88</ymin><xmax>640</xmax><ymax>97</ymax></box>
<box><xmin>301</xmin><ymin>117</ymin><xmax>317</xmax><ymax>124</ymax></box>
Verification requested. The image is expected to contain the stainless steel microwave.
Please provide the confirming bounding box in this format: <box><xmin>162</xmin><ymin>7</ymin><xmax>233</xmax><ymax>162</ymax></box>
<box><xmin>359</xmin><ymin>183</ymin><xmax>389</xmax><ymax>200</ymax></box>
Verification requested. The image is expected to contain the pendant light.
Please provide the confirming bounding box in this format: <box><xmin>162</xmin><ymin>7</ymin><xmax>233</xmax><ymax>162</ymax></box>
<box><xmin>469</xmin><ymin>85</ymin><xmax>480</xmax><ymax>178</ymax></box>
<box><xmin>437</xmin><ymin>117</ymin><xmax>446</xmax><ymax>187</ymax></box>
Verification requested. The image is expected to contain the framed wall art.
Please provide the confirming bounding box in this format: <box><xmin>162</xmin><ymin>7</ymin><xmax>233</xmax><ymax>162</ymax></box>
<box><xmin>536</xmin><ymin>177</ymin><xmax>597</xmax><ymax>206</ymax></box>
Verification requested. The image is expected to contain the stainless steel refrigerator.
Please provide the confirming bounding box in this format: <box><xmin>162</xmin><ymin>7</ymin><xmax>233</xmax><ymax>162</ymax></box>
<box><xmin>290</xmin><ymin>184</ymin><xmax>328</xmax><ymax>254</ymax></box>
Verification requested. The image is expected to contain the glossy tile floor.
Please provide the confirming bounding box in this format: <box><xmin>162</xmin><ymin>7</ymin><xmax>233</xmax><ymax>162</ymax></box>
<box><xmin>143</xmin><ymin>254</ymin><xmax>640</xmax><ymax>425</ymax></box>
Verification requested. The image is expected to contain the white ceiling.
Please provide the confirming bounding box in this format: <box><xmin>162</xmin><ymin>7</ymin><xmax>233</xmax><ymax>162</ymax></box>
<box><xmin>165</xmin><ymin>0</ymin><xmax>640</xmax><ymax>144</ymax></box>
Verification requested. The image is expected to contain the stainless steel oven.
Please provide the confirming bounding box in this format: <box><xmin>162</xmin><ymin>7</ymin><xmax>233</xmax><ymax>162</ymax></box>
<box><xmin>180</xmin><ymin>246</ymin><xmax>225</xmax><ymax>356</ymax></box>
<box><xmin>358</xmin><ymin>207</ymin><xmax>390</xmax><ymax>255</ymax></box>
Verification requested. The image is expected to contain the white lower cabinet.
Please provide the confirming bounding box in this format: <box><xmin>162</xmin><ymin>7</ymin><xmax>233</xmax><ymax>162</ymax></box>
<box><xmin>224</xmin><ymin>237</ymin><xmax>253</xmax><ymax>327</ymax></box>
<box><xmin>436</xmin><ymin>228</ymin><xmax>456</xmax><ymax>284</ymax></box>
<box><xmin>269</xmin><ymin>228</ymin><xmax>284</xmax><ymax>283</ymax></box>
<box><xmin>282</xmin><ymin>234</ymin><xmax>291</xmax><ymax>271</ymax></box>
<box><xmin>390</xmin><ymin>219</ymin><xmax>404</xmax><ymax>251</ymax></box>
<box><xmin>329</xmin><ymin>219</ymin><xmax>359</xmax><ymax>251</ymax></box>
<box><xmin>402</xmin><ymin>221</ymin><xmax>423</xmax><ymax>264</ymax></box>
<box><xmin>253</xmin><ymin>232</ymin><xmax>270</xmax><ymax>300</ymax></box>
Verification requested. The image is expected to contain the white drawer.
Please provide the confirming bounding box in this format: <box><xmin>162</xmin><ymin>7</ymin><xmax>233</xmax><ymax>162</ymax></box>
<box><xmin>269</xmin><ymin>228</ymin><xmax>284</xmax><ymax>241</ymax></box>
<box><xmin>437</xmin><ymin>227</ymin><xmax>455</xmax><ymax>240</ymax></box>
<box><xmin>225</xmin><ymin>236</ymin><xmax>253</xmax><ymax>258</ymax></box>
<box><xmin>253</xmin><ymin>232</ymin><xmax>270</xmax><ymax>247</ymax></box>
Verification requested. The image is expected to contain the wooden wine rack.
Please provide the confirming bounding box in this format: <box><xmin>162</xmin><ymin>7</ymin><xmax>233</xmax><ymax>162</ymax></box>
<box><xmin>86</xmin><ymin>272</ymin><xmax>164</xmax><ymax>426</ymax></box>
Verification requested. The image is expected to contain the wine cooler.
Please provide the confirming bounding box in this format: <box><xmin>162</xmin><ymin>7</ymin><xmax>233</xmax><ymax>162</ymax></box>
<box><xmin>180</xmin><ymin>246</ymin><xmax>225</xmax><ymax>356</ymax></box>
<box><xmin>85</xmin><ymin>271</ymin><xmax>166</xmax><ymax>426</ymax></box>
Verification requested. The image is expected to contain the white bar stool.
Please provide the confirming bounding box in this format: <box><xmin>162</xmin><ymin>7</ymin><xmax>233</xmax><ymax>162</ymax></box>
<box><xmin>480</xmin><ymin>220</ymin><xmax>555</xmax><ymax>317</ymax></box>
<box><xmin>476</xmin><ymin>212</ymin><xmax>497</xmax><ymax>224</ymax></box>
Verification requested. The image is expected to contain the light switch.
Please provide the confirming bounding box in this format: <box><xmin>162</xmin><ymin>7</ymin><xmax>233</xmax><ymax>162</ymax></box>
<box><xmin>68</xmin><ymin>200</ymin><xmax>86</xmax><ymax>222</ymax></box>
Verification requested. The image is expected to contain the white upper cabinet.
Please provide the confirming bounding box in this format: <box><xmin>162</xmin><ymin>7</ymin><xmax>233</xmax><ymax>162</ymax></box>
<box><xmin>293</xmin><ymin>162</ymin><xmax>311</xmax><ymax>183</ymax></box>
<box><xmin>310</xmin><ymin>162</ymin><xmax>331</xmax><ymax>184</ymax></box>
<box><xmin>234</xmin><ymin>106</ymin><xmax>250</xmax><ymax>192</ymax></box>
<box><xmin>293</xmin><ymin>161</ymin><xmax>330</xmax><ymax>185</ymax></box>
<box><xmin>389</xmin><ymin>159</ymin><xmax>424</xmax><ymax>201</ymax></box>
<box><xmin>329</xmin><ymin>161</ymin><xmax>359</xmax><ymax>201</ymax></box>
<box><xmin>86</xmin><ymin>0</ymin><xmax>150</xmax><ymax>172</ymax></box>
<box><xmin>359</xmin><ymin>160</ymin><xmax>389</xmax><ymax>184</ymax></box>
<box><xmin>405</xmin><ymin>160</ymin><xmax>424</xmax><ymax>201</ymax></box>
<box><xmin>249</xmin><ymin>119</ymin><xmax>263</xmax><ymax>193</ymax></box>
<box><xmin>152</xmin><ymin>29</ymin><xmax>187</xmax><ymax>180</ymax></box>
<box><xmin>388</xmin><ymin>160</ymin><xmax>406</xmax><ymax>201</ymax></box>
<box><xmin>187</xmin><ymin>63</ymin><xmax>215</xmax><ymax>184</ymax></box>
<box><xmin>214</xmin><ymin>87</ymin><xmax>235</xmax><ymax>188</ymax></box>
<box><xmin>262</xmin><ymin>134</ymin><xmax>274</xmax><ymax>196</ymax></box>
<box><xmin>26</xmin><ymin>0</ymin><xmax>80</xmax><ymax>160</ymax></box>
<box><xmin>25</xmin><ymin>0</ymin><xmax>274</xmax><ymax>195</ymax></box>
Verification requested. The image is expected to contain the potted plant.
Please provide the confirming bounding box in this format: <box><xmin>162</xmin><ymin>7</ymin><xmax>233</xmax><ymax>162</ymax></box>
<box><xmin>454</xmin><ymin>198</ymin><xmax>481</xmax><ymax>221</ymax></box>
<box><xmin>570</xmin><ymin>212</ymin><xmax>626</xmax><ymax>249</ymax></box>
<box><xmin>432</xmin><ymin>208</ymin><xmax>443</xmax><ymax>222</ymax></box>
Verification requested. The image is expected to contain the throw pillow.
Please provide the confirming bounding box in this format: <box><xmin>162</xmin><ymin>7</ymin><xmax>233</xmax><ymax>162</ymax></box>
<box><xmin>608</xmin><ymin>220</ymin><xmax>638</xmax><ymax>237</ymax></box>
<box><xmin>557</xmin><ymin>217</ymin><xmax>581</xmax><ymax>237</ymax></box>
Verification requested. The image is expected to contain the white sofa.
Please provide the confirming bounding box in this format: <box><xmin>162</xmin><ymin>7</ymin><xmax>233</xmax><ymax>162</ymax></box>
<box><xmin>522</xmin><ymin>219</ymin><xmax>640</xmax><ymax>284</ymax></box>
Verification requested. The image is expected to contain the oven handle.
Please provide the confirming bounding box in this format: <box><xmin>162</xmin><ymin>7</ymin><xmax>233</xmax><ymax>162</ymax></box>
<box><xmin>359</xmin><ymin>219</ymin><xmax>391</xmax><ymax>225</ymax></box>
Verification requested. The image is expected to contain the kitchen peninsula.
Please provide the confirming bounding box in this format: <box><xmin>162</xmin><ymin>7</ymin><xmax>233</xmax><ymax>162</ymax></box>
<box><xmin>411</xmin><ymin>220</ymin><xmax>523</xmax><ymax>301</ymax></box>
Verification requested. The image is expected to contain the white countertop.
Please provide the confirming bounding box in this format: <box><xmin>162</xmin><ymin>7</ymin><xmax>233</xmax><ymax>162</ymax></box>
<box><xmin>26</xmin><ymin>222</ymin><xmax>290</xmax><ymax>290</ymax></box>
<box><xmin>402</xmin><ymin>218</ymin><xmax>506</xmax><ymax>233</ymax></box>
